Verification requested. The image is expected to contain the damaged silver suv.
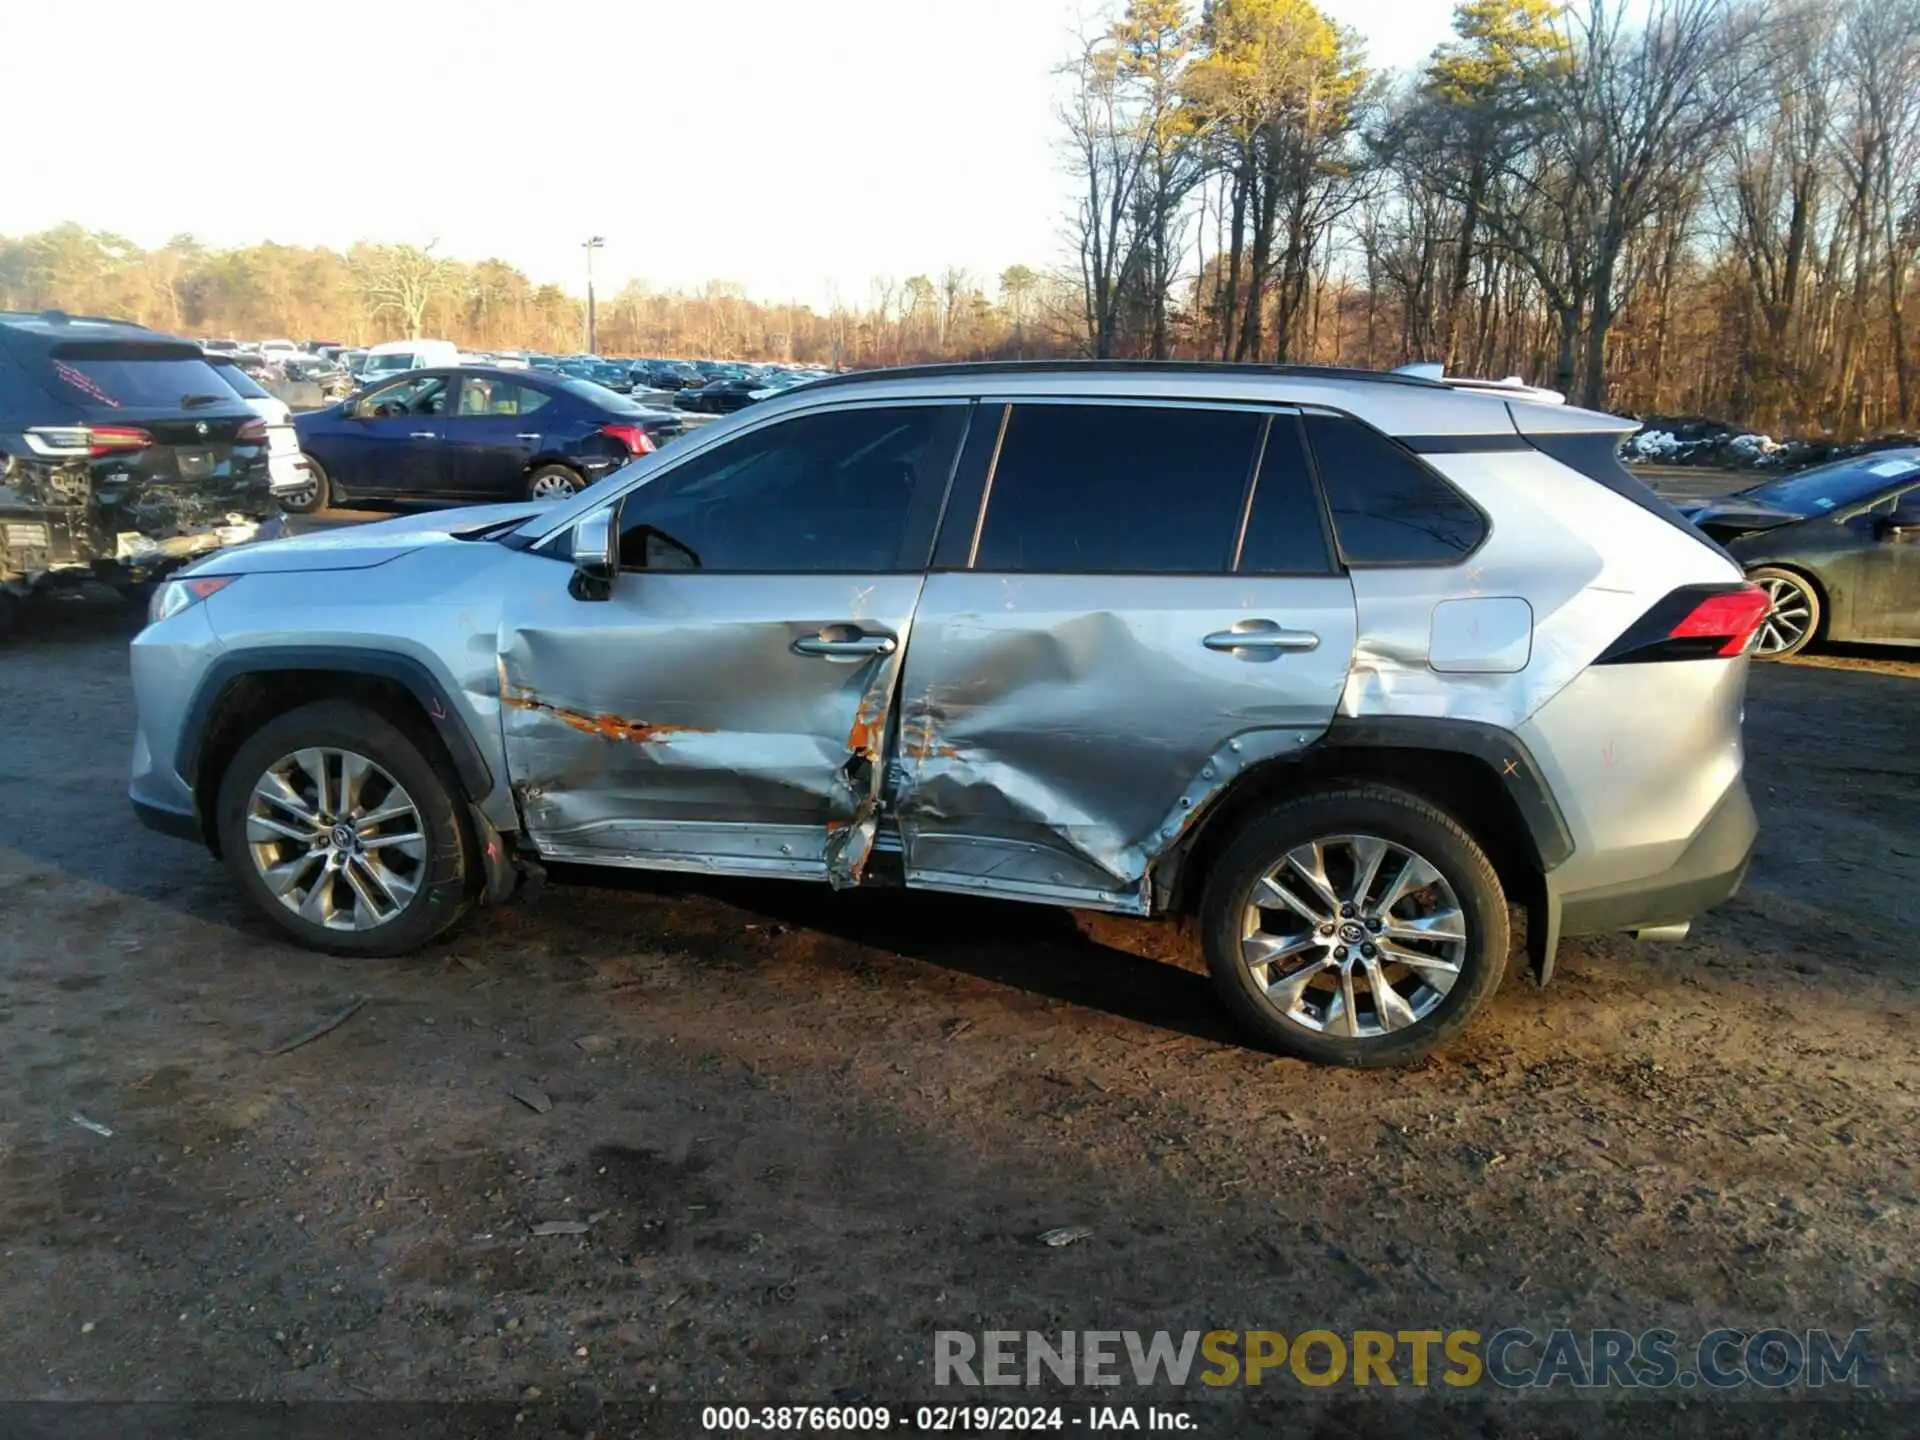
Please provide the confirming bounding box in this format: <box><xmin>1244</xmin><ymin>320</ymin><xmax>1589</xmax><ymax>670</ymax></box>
<box><xmin>129</xmin><ymin>362</ymin><xmax>1764</xmax><ymax>1066</ymax></box>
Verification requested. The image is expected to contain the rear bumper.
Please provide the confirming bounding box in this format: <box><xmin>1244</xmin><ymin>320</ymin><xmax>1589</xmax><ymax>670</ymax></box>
<box><xmin>1555</xmin><ymin>780</ymin><xmax>1757</xmax><ymax>937</ymax></box>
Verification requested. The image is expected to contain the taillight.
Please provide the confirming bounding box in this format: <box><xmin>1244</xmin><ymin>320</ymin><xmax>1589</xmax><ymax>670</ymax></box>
<box><xmin>1669</xmin><ymin>587</ymin><xmax>1771</xmax><ymax>656</ymax></box>
<box><xmin>600</xmin><ymin>422</ymin><xmax>656</xmax><ymax>456</ymax></box>
<box><xmin>1595</xmin><ymin>583</ymin><xmax>1771</xmax><ymax>664</ymax></box>
<box><xmin>88</xmin><ymin>425</ymin><xmax>153</xmax><ymax>457</ymax></box>
<box><xmin>235</xmin><ymin>417</ymin><xmax>269</xmax><ymax>445</ymax></box>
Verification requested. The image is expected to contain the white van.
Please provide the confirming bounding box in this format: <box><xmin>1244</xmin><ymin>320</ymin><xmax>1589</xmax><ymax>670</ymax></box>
<box><xmin>357</xmin><ymin>339</ymin><xmax>460</xmax><ymax>383</ymax></box>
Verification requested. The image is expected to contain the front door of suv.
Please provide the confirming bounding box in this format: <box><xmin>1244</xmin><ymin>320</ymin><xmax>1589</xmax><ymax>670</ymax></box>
<box><xmin>893</xmin><ymin>400</ymin><xmax>1359</xmax><ymax>911</ymax></box>
<box><xmin>498</xmin><ymin>400</ymin><xmax>968</xmax><ymax>882</ymax></box>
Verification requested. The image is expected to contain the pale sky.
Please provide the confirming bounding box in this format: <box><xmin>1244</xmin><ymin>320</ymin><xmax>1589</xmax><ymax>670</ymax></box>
<box><xmin>4</xmin><ymin>0</ymin><xmax>1457</xmax><ymax>309</ymax></box>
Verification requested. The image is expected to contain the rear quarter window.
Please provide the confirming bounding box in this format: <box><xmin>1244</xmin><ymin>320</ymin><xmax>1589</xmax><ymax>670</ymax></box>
<box><xmin>1303</xmin><ymin>412</ymin><xmax>1488</xmax><ymax>565</ymax></box>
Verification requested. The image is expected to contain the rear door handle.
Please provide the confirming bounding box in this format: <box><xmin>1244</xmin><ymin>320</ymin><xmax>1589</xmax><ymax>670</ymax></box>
<box><xmin>792</xmin><ymin>627</ymin><xmax>898</xmax><ymax>661</ymax></box>
<box><xmin>516</xmin><ymin>432</ymin><xmax>541</xmax><ymax>442</ymax></box>
<box><xmin>1203</xmin><ymin>620</ymin><xmax>1320</xmax><ymax>656</ymax></box>
<box><xmin>409</xmin><ymin>431</ymin><xmax>438</xmax><ymax>440</ymax></box>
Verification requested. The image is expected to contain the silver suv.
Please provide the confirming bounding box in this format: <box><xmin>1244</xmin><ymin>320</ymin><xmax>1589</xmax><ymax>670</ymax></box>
<box><xmin>128</xmin><ymin>362</ymin><xmax>1763</xmax><ymax>1067</ymax></box>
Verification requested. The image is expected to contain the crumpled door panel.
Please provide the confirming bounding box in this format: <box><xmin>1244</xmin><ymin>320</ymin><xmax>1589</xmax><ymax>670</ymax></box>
<box><xmin>892</xmin><ymin>572</ymin><xmax>1358</xmax><ymax>911</ymax></box>
<box><xmin>499</xmin><ymin>572</ymin><xmax>921</xmax><ymax>883</ymax></box>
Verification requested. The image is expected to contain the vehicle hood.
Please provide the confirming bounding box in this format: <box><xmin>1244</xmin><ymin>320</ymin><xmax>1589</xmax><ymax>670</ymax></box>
<box><xmin>1671</xmin><ymin>496</ymin><xmax>1806</xmax><ymax>534</ymax></box>
<box><xmin>185</xmin><ymin>502</ymin><xmax>546</xmax><ymax>575</ymax></box>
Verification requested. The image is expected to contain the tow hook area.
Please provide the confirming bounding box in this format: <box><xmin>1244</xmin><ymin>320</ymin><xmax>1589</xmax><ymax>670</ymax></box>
<box><xmin>1631</xmin><ymin>921</ymin><xmax>1692</xmax><ymax>943</ymax></box>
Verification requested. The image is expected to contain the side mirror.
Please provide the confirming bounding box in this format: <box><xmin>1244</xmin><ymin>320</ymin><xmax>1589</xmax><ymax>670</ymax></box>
<box><xmin>569</xmin><ymin>505</ymin><xmax>617</xmax><ymax>601</ymax></box>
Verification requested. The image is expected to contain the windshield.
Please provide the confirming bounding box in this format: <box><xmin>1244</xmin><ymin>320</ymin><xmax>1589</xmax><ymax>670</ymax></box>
<box><xmin>363</xmin><ymin>353</ymin><xmax>414</xmax><ymax>375</ymax></box>
<box><xmin>553</xmin><ymin>375</ymin><xmax>652</xmax><ymax>410</ymax></box>
<box><xmin>1739</xmin><ymin>453</ymin><xmax>1920</xmax><ymax>515</ymax></box>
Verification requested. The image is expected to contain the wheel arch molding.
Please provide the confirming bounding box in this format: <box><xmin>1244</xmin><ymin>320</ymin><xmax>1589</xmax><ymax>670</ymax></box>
<box><xmin>176</xmin><ymin>646</ymin><xmax>496</xmax><ymax>814</ymax></box>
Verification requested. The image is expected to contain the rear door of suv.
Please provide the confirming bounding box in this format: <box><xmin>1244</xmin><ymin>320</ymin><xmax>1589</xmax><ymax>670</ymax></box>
<box><xmin>893</xmin><ymin>398</ymin><xmax>1358</xmax><ymax>912</ymax></box>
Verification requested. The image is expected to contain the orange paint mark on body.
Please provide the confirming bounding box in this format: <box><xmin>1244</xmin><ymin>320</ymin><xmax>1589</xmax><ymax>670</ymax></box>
<box><xmin>501</xmin><ymin>686</ymin><xmax>711</xmax><ymax>745</ymax></box>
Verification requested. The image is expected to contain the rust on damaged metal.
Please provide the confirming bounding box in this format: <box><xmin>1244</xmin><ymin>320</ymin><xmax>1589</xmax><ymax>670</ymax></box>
<box><xmin>499</xmin><ymin>685</ymin><xmax>712</xmax><ymax>745</ymax></box>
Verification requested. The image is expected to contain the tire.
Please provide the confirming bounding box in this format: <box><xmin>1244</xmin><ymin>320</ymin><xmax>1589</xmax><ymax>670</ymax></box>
<box><xmin>1198</xmin><ymin>784</ymin><xmax>1510</xmax><ymax>1068</ymax></box>
<box><xmin>215</xmin><ymin>699</ymin><xmax>475</xmax><ymax>957</ymax></box>
<box><xmin>278</xmin><ymin>456</ymin><xmax>330</xmax><ymax>514</ymax></box>
<box><xmin>526</xmin><ymin>464</ymin><xmax>584</xmax><ymax>502</ymax></box>
<box><xmin>1748</xmin><ymin>566</ymin><xmax>1821</xmax><ymax>659</ymax></box>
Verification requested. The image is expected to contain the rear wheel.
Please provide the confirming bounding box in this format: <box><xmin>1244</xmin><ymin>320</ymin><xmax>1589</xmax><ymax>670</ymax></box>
<box><xmin>1199</xmin><ymin>785</ymin><xmax>1510</xmax><ymax>1067</ymax></box>
<box><xmin>526</xmin><ymin>464</ymin><xmax>584</xmax><ymax>502</ymax></box>
<box><xmin>1749</xmin><ymin>566</ymin><xmax>1820</xmax><ymax>659</ymax></box>
<box><xmin>279</xmin><ymin>456</ymin><xmax>330</xmax><ymax>514</ymax></box>
<box><xmin>215</xmin><ymin>699</ymin><xmax>474</xmax><ymax>956</ymax></box>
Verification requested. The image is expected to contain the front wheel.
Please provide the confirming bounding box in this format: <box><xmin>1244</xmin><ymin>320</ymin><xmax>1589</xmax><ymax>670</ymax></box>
<box><xmin>1748</xmin><ymin>566</ymin><xmax>1821</xmax><ymax>659</ymax></box>
<box><xmin>1199</xmin><ymin>785</ymin><xmax>1510</xmax><ymax>1067</ymax></box>
<box><xmin>215</xmin><ymin>699</ymin><xmax>475</xmax><ymax>956</ymax></box>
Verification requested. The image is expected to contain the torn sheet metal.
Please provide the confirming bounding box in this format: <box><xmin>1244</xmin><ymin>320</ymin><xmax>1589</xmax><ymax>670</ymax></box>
<box><xmin>890</xmin><ymin>571</ymin><xmax>1359</xmax><ymax>911</ymax></box>
<box><xmin>496</xmin><ymin>572</ymin><xmax>921</xmax><ymax>881</ymax></box>
<box><xmin>2</xmin><ymin>439</ymin><xmax>274</xmax><ymax>587</ymax></box>
<box><xmin>822</xmin><ymin>642</ymin><xmax>910</xmax><ymax>889</ymax></box>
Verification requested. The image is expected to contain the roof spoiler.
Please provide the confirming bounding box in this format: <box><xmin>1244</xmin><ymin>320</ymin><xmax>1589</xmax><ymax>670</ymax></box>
<box><xmin>1392</xmin><ymin>360</ymin><xmax>1567</xmax><ymax>406</ymax></box>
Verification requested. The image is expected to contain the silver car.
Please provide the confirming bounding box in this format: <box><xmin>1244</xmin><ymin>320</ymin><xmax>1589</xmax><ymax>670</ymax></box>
<box><xmin>128</xmin><ymin>362</ymin><xmax>1763</xmax><ymax>1066</ymax></box>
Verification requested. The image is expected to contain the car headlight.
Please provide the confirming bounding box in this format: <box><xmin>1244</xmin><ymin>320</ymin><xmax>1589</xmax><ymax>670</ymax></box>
<box><xmin>149</xmin><ymin>575</ymin><xmax>238</xmax><ymax>624</ymax></box>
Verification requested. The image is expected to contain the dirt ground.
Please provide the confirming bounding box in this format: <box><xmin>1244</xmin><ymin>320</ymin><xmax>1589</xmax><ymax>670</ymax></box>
<box><xmin>0</xmin><ymin>594</ymin><xmax>1916</xmax><ymax>1436</ymax></box>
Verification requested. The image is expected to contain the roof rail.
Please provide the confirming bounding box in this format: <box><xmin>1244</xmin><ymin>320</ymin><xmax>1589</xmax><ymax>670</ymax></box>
<box><xmin>0</xmin><ymin>309</ymin><xmax>150</xmax><ymax>329</ymax></box>
<box><xmin>1392</xmin><ymin>359</ymin><xmax>1565</xmax><ymax>405</ymax></box>
<box><xmin>798</xmin><ymin>359</ymin><xmax>1448</xmax><ymax>392</ymax></box>
<box><xmin>1440</xmin><ymin>375</ymin><xmax>1566</xmax><ymax>405</ymax></box>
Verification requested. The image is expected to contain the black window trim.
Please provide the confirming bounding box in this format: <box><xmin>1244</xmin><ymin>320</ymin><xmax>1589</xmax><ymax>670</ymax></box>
<box><xmin>947</xmin><ymin>394</ymin><xmax>1304</xmax><ymax>579</ymax></box>
<box><xmin>1236</xmin><ymin>408</ymin><xmax>1343</xmax><ymax>577</ymax></box>
<box><xmin>1297</xmin><ymin>404</ymin><xmax>1493</xmax><ymax>569</ymax></box>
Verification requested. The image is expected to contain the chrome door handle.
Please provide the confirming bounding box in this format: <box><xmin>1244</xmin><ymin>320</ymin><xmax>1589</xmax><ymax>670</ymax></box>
<box><xmin>1203</xmin><ymin>620</ymin><xmax>1320</xmax><ymax>655</ymax></box>
<box><xmin>792</xmin><ymin>629</ymin><xmax>898</xmax><ymax>660</ymax></box>
<box><xmin>408</xmin><ymin>431</ymin><xmax>438</xmax><ymax>440</ymax></box>
<box><xmin>516</xmin><ymin>432</ymin><xmax>541</xmax><ymax>441</ymax></box>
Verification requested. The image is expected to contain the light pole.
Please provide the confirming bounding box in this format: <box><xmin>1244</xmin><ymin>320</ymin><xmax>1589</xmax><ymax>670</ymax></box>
<box><xmin>582</xmin><ymin>235</ymin><xmax>605</xmax><ymax>354</ymax></box>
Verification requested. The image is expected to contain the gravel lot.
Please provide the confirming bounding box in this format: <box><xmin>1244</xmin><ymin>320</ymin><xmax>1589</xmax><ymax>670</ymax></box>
<box><xmin>0</xmin><ymin>587</ymin><xmax>1915</xmax><ymax>1435</ymax></box>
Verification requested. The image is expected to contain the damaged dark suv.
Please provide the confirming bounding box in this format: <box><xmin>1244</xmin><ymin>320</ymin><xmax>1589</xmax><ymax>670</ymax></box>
<box><xmin>0</xmin><ymin>311</ymin><xmax>276</xmax><ymax>630</ymax></box>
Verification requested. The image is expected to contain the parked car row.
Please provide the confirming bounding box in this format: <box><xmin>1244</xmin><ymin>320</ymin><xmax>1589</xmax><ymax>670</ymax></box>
<box><xmin>278</xmin><ymin>365</ymin><xmax>688</xmax><ymax>512</ymax></box>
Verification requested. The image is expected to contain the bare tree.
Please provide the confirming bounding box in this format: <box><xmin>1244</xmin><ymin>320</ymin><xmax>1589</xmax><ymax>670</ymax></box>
<box><xmin>351</xmin><ymin>241</ymin><xmax>453</xmax><ymax>339</ymax></box>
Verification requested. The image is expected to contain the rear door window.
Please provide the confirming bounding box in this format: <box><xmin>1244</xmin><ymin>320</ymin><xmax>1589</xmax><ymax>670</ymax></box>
<box><xmin>1304</xmin><ymin>412</ymin><xmax>1487</xmax><ymax>565</ymax></box>
<box><xmin>971</xmin><ymin>403</ymin><xmax>1262</xmax><ymax>573</ymax></box>
<box><xmin>48</xmin><ymin>343</ymin><xmax>236</xmax><ymax>411</ymax></box>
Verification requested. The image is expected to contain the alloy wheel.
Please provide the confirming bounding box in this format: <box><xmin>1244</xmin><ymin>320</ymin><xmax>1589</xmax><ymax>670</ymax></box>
<box><xmin>245</xmin><ymin>747</ymin><xmax>427</xmax><ymax>931</ymax></box>
<box><xmin>1753</xmin><ymin>574</ymin><xmax>1814</xmax><ymax>656</ymax></box>
<box><xmin>1239</xmin><ymin>835</ymin><xmax>1467</xmax><ymax>1039</ymax></box>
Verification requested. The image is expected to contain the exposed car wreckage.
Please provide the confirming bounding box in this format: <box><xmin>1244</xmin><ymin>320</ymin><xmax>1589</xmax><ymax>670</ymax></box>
<box><xmin>0</xmin><ymin>426</ymin><xmax>275</xmax><ymax>600</ymax></box>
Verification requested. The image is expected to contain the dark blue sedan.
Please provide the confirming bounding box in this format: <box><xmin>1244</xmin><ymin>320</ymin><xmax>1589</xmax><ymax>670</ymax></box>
<box><xmin>279</xmin><ymin>366</ymin><xmax>687</xmax><ymax>513</ymax></box>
